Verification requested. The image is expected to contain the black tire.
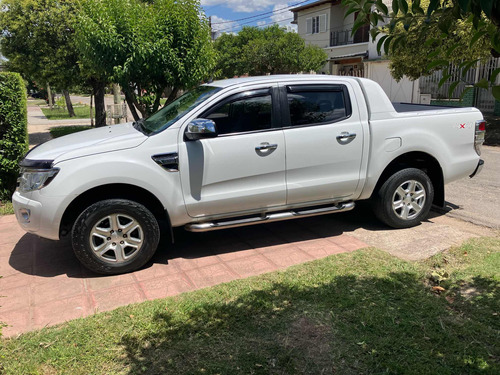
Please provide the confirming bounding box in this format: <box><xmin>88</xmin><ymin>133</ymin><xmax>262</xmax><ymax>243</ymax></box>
<box><xmin>72</xmin><ymin>199</ymin><xmax>160</xmax><ymax>275</ymax></box>
<box><xmin>372</xmin><ymin>168</ymin><xmax>434</xmax><ymax>229</ymax></box>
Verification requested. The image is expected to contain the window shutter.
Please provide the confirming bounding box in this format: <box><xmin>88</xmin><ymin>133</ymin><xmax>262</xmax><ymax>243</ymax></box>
<box><xmin>320</xmin><ymin>14</ymin><xmax>327</xmax><ymax>32</ymax></box>
<box><xmin>306</xmin><ymin>18</ymin><xmax>312</xmax><ymax>34</ymax></box>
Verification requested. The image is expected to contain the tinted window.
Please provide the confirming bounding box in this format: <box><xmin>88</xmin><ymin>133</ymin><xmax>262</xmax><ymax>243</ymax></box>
<box><xmin>205</xmin><ymin>95</ymin><xmax>272</xmax><ymax>135</ymax></box>
<box><xmin>287</xmin><ymin>90</ymin><xmax>347</xmax><ymax>126</ymax></box>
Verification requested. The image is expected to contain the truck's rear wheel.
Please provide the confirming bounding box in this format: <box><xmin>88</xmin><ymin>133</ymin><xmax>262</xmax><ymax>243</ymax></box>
<box><xmin>72</xmin><ymin>199</ymin><xmax>160</xmax><ymax>275</ymax></box>
<box><xmin>372</xmin><ymin>168</ymin><xmax>434</xmax><ymax>228</ymax></box>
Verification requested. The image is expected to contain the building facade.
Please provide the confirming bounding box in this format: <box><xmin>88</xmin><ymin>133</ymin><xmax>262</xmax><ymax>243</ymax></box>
<box><xmin>291</xmin><ymin>0</ymin><xmax>419</xmax><ymax>103</ymax></box>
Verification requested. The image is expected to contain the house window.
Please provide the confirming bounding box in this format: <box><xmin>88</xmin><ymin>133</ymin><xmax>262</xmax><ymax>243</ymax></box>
<box><xmin>306</xmin><ymin>14</ymin><xmax>327</xmax><ymax>34</ymax></box>
<box><xmin>312</xmin><ymin>16</ymin><xmax>319</xmax><ymax>33</ymax></box>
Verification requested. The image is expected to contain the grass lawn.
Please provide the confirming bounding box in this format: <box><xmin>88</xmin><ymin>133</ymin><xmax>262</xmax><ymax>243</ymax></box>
<box><xmin>27</xmin><ymin>99</ymin><xmax>47</xmax><ymax>106</ymax></box>
<box><xmin>49</xmin><ymin>125</ymin><xmax>93</xmax><ymax>138</ymax></box>
<box><xmin>1</xmin><ymin>237</ymin><xmax>498</xmax><ymax>374</ymax></box>
<box><xmin>41</xmin><ymin>105</ymin><xmax>93</xmax><ymax>120</ymax></box>
<box><xmin>0</xmin><ymin>201</ymin><xmax>14</xmax><ymax>215</ymax></box>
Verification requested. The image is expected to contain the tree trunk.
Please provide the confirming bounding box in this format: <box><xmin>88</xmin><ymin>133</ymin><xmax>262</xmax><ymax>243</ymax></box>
<box><xmin>124</xmin><ymin>89</ymin><xmax>141</xmax><ymax>121</ymax></box>
<box><xmin>113</xmin><ymin>83</ymin><xmax>121</xmax><ymax>124</ymax></box>
<box><xmin>90</xmin><ymin>94</ymin><xmax>94</xmax><ymax>127</ymax></box>
<box><xmin>62</xmin><ymin>90</ymin><xmax>76</xmax><ymax>117</ymax></box>
<box><xmin>113</xmin><ymin>83</ymin><xmax>121</xmax><ymax>104</ymax></box>
<box><xmin>46</xmin><ymin>83</ymin><xmax>53</xmax><ymax>109</ymax></box>
<box><xmin>93</xmin><ymin>82</ymin><xmax>106</xmax><ymax>127</ymax></box>
<box><xmin>164</xmin><ymin>87</ymin><xmax>179</xmax><ymax>106</ymax></box>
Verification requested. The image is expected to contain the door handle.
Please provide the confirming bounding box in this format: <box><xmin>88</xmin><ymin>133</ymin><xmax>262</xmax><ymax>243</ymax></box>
<box><xmin>336</xmin><ymin>131</ymin><xmax>357</xmax><ymax>143</ymax></box>
<box><xmin>255</xmin><ymin>142</ymin><xmax>278</xmax><ymax>156</ymax></box>
<box><xmin>255</xmin><ymin>142</ymin><xmax>278</xmax><ymax>151</ymax></box>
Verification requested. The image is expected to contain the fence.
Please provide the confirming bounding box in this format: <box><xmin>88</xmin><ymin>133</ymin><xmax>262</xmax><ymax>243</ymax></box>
<box><xmin>106</xmin><ymin>103</ymin><xmax>128</xmax><ymax>125</ymax></box>
<box><xmin>419</xmin><ymin>57</ymin><xmax>500</xmax><ymax>113</ymax></box>
<box><xmin>330</xmin><ymin>25</ymin><xmax>369</xmax><ymax>47</ymax></box>
<box><xmin>338</xmin><ymin>68</ymin><xmax>364</xmax><ymax>77</ymax></box>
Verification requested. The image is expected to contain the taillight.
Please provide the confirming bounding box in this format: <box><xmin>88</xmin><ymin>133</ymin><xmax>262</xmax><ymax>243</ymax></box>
<box><xmin>474</xmin><ymin>120</ymin><xmax>486</xmax><ymax>156</ymax></box>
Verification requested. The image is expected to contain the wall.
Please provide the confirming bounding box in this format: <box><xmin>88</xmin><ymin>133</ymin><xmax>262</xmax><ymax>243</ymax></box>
<box><xmin>296</xmin><ymin>3</ymin><xmax>332</xmax><ymax>48</ymax></box>
<box><xmin>430</xmin><ymin>87</ymin><xmax>476</xmax><ymax>108</ymax></box>
<box><xmin>365</xmin><ymin>60</ymin><xmax>419</xmax><ymax>103</ymax></box>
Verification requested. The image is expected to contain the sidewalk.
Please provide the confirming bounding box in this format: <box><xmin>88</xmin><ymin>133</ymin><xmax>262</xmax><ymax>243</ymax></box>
<box><xmin>0</xmin><ymin>214</ymin><xmax>367</xmax><ymax>337</ymax></box>
<box><xmin>28</xmin><ymin>105</ymin><xmax>93</xmax><ymax>145</ymax></box>
<box><xmin>27</xmin><ymin>96</ymin><xmax>135</xmax><ymax>146</ymax></box>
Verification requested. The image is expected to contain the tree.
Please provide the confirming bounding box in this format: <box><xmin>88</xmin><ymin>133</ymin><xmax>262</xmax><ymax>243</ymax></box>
<box><xmin>214</xmin><ymin>25</ymin><xmax>327</xmax><ymax>78</ymax></box>
<box><xmin>76</xmin><ymin>0</ymin><xmax>217</xmax><ymax>120</ymax></box>
<box><xmin>387</xmin><ymin>1</ymin><xmax>491</xmax><ymax>81</ymax></box>
<box><xmin>0</xmin><ymin>0</ymin><xmax>83</xmax><ymax>117</ymax></box>
<box><xmin>342</xmin><ymin>0</ymin><xmax>500</xmax><ymax>99</ymax></box>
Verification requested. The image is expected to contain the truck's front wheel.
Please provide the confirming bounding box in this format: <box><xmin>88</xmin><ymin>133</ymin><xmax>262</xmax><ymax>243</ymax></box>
<box><xmin>72</xmin><ymin>199</ymin><xmax>160</xmax><ymax>275</ymax></box>
<box><xmin>372</xmin><ymin>168</ymin><xmax>434</xmax><ymax>228</ymax></box>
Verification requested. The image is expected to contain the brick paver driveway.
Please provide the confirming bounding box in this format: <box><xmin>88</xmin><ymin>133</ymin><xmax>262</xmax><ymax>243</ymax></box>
<box><xmin>0</xmin><ymin>214</ymin><xmax>367</xmax><ymax>337</ymax></box>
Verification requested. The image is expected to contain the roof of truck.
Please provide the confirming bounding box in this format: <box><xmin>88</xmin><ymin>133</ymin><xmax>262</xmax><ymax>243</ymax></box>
<box><xmin>208</xmin><ymin>74</ymin><xmax>361</xmax><ymax>88</ymax></box>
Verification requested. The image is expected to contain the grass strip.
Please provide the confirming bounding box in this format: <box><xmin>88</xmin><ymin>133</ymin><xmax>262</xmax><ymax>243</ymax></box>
<box><xmin>0</xmin><ymin>201</ymin><xmax>14</xmax><ymax>215</ymax></box>
<box><xmin>49</xmin><ymin>126</ymin><xmax>93</xmax><ymax>138</ymax></box>
<box><xmin>41</xmin><ymin>106</ymin><xmax>93</xmax><ymax>120</ymax></box>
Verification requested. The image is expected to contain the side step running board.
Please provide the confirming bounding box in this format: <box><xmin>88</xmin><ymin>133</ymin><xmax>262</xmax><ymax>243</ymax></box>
<box><xmin>185</xmin><ymin>202</ymin><xmax>355</xmax><ymax>232</ymax></box>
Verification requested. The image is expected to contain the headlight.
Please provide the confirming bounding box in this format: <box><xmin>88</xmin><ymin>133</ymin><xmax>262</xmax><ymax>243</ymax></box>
<box><xmin>17</xmin><ymin>167</ymin><xmax>60</xmax><ymax>192</ymax></box>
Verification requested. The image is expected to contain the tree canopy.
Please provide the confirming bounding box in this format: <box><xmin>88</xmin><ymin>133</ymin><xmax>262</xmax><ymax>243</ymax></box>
<box><xmin>0</xmin><ymin>0</ymin><xmax>83</xmax><ymax>115</ymax></box>
<box><xmin>342</xmin><ymin>0</ymin><xmax>500</xmax><ymax>99</ymax></box>
<box><xmin>214</xmin><ymin>25</ymin><xmax>328</xmax><ymax>78</ymax></box>
<box><xmin>76</xmin><ymin>0</ymin><xmax>217</xmax><ymax>119</ymax></box>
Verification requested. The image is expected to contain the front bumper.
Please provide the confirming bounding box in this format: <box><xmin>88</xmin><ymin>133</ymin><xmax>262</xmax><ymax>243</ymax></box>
<box><xmin>12</xmin><ymin>191</ymin><xmax>60</xmax><ymax>240</ymax></box>
<box><xmin>469</xmin><ymin>159</ymin><xmax>484</xmax><ymax>178</ymax></box>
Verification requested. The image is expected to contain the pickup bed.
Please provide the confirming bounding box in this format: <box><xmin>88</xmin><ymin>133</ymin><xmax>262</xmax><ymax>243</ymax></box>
<box><xmin>13</xmin><ymin>75</ymin><xmax>485</xmax><ymax>274</ymax></box>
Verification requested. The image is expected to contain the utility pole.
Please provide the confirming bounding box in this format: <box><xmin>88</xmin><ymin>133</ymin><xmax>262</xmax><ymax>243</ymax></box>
<box><xmin>113</xmin><ymin>83</ymin><xmax>121</xmax><ymax>124</ymax></box>
<box><xmin>209</xmin><ymin>16</ymin><xmax>215</xmax><ymax>41</ymax></box>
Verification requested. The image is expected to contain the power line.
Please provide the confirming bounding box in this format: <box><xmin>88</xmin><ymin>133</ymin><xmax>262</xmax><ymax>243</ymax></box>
<box><xmin>255</xmin><ymin>17</ymin><xmax>295</xmax><ymax>29</ymax></box>
<box><xmin>216</xmin><ymin>8</ymin><xmax>298</xmax><ymax>32</ymax></box>
<box><xmin>215</xmin><ymin>17</ymin><xmax>295</xmax><ymax>33</ymax></box>
<box><xmin>211</xmin><ymin>0</ymin><xmax>312</xmax><ymax>24</ymax></box>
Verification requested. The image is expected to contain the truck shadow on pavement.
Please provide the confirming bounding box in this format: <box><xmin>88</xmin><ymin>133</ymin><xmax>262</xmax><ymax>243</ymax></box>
<box><xmin>8</xmin><ymin>202</ymin><xmax>444</xmax><ymax>279</ymax></box>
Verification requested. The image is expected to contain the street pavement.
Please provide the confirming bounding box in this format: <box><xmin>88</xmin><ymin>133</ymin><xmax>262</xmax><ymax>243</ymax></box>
<box><xmin>444</xmin><ymin>146</ymin><xmax>500</xmax><ymax>229</ymax></box>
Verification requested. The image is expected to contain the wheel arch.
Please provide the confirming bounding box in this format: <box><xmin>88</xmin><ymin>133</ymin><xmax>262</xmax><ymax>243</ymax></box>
<box><xmin>59</xmin><ymin>183</ymin><xmax>172</xmax><ymax>239</ymax></box>
<box><xmin>371</xmin><ymin>151</ymin><xmax>444</xmax><ymax>207</ymax></box>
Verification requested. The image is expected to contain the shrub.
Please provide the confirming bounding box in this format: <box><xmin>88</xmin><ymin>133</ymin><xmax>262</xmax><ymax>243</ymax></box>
<box><xmin>0</xmin><ymin>72</ymin><xmax>28</xmax><ymax>201</ymax></box>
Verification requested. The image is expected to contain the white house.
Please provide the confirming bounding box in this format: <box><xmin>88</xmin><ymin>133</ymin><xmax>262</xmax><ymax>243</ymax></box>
<box><xmin>291</xmin><ymin>0</ymin><xmax>420</xmax><ymax>103</ymax></box>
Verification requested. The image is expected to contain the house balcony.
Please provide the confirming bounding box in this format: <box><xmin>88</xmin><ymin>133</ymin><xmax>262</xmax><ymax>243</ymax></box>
<box><xmin>330</xmin><ymin>25</ymin><xmax>370</xmax><ymax>47</ymax></box>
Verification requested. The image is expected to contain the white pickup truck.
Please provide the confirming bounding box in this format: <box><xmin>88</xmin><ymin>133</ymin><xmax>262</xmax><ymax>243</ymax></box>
<box><xmin>13</xmin><ymin>75</ymin><xmax>485</xmax><ymax>274</ymax></box>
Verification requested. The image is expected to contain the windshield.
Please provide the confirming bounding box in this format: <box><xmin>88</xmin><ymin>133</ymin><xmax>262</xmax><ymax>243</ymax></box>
<box><xmin>141</xmin><ymin>85</ymin><xmax>222</xmax><ymax>134</ymax></box>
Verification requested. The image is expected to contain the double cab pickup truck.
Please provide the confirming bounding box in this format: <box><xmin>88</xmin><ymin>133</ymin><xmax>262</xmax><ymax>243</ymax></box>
<box><xmin>13</xmin><ymin>75</ymin><xmax>485</xmax><ymax>274</ymax></box>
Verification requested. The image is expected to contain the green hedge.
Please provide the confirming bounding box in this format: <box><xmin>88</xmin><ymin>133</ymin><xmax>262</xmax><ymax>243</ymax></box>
<box><xmin>0</xmin><ymin>72</ymin><xmax>28</xmax><ymax>201</ymax></box>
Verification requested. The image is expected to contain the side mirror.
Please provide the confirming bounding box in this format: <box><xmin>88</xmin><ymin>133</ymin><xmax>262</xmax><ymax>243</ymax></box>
<box><xmin>185</xmin><ymin>118</ymin><xmax>218</xmax><ymax>141</ymax></box>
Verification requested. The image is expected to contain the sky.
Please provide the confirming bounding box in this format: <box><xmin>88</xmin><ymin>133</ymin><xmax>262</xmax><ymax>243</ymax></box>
<box><xmin>201</xmin><ymin>0</ymin><xmax>317</xmax><ymax>34</ymax></box>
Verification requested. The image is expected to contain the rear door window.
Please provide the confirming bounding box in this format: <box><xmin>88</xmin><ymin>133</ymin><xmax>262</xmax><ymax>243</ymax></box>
<box><xmin>285</xmin><ymin>85</ymin><xmax>351</xmax><ymax>127</ymax></box>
